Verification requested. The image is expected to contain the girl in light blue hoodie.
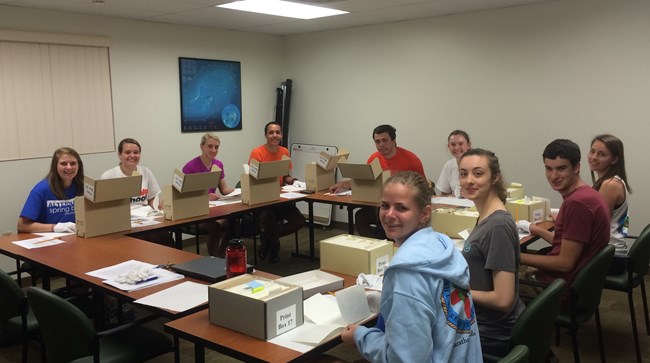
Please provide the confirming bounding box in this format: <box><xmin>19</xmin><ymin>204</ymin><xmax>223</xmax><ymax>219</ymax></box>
<box><xmin>341</xmin><ymin>171</ymin><xmax>483</xmax><ymax>362</ymax></box>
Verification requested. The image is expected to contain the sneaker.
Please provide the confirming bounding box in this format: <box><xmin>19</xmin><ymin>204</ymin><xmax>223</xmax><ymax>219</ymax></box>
<box><xmin>258</xmin><ymin>233</ymin><xmax>269</xmax><ymax>260</ymax></box>
<box><xmin>108</xmin><ymin>302</ymin><xmax>136</xmax><ymax>322</ymax></box>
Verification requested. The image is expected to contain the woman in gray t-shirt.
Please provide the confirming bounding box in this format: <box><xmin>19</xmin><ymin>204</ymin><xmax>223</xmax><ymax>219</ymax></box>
<box><xmin>458</xmin><ymin>148</ymin><xmax>525</xmax><ymax>360</ymax></box>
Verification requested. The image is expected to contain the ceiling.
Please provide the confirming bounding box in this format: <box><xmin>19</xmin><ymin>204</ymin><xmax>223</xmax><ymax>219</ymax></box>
<box><xmin>0</xmin><ymin>0</ymin><xmax>553</xmax><ymax>35</ymax></box>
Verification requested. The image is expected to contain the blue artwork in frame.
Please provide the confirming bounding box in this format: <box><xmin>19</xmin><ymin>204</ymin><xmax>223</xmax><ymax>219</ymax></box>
<box><xmin>179</xmin><ymin>57</ymin><xmax>242</xmax><ymax>132</ymax></box>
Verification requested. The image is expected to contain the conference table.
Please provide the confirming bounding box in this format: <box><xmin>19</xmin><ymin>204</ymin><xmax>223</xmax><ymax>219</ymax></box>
<box><xmin>164</xmin><ymin>272</ymin><xmax>362</xmax><ymax>363</ymax></box>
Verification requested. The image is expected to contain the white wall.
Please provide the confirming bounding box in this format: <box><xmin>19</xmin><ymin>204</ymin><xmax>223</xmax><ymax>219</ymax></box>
<box><xmin>0</xmin><ymin>6</ymin><xmax>285</xmax><ymax>270</ymax></box>
<box><xmin>284</xmin><ymin>0</ymin><xmax>650</xmax><ymax>229</ymax></box>
<box><xmin>2</xmin><ymin>0</ymin><xmax>650</xmax><ymax>271</ymax></box>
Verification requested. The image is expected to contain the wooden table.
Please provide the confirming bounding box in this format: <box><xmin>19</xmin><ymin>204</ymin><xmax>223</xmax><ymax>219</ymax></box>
<box><xmin>164</xmin><ymin>272</ymin><xmax>359</xmax><ymax>363</ymax></box>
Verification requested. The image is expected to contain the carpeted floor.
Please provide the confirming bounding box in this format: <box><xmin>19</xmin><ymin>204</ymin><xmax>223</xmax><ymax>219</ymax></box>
<box><xmin>2</xmin><ymin>223</ymin><xmax>649</xmax><ymax>362</ymax></box>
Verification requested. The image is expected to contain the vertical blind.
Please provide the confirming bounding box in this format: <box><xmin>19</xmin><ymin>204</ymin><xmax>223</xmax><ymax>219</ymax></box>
<box><xmin>0</xmin><ymin>30</ymin><xmax>114</xmax><ymax>161</ymax></box>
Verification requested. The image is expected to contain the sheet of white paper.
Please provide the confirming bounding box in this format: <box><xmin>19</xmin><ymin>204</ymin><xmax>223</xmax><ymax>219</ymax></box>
<box><xmin>457</xmin><ymin>229</ymin><xmax>471</xmax><ymax>241</ymax></box>
<box><xmin>268</xmin><ymin>326</ymin><xmax>316</xmax><ymax>353</ymax></box>
<box><xmin>324</xmin><ymin>190</ymin><xmax>351</xmax><ymax>196</ymax></box>
<box><xmin>131</xmin><ymin>217</ymin><xmax>161</xmax><ymax>228</ymax></box>
<box><xmin>282</xmin><ymin>185</ymin><xmax>306</xmax><ymax>193</ymax></box>
<box><xmin>86</xmin><ymin>260</ymin><xmax>155</xmax><ymax>279</ymax></box>
<box><xmin>33</xmin><ymin>232</ymin><xmax>75</xmax><ymax>238</ymax></box>
<box><xmin>280</xmin><ymin>192</ymin><xmax>307</xmax><ymax>199</ymax></box>
<box><xmin>209</xmin><ymin>197</ymin><xmax>242</xmax><ymax>207</ymax></box>
<box><xmin>335</xmin><ymin>285</ymin><xmax>371</xmax><ymax>324</ymax></box>
<box><xmin>431</xmin><ymin>197</ymin><xmax>475</xmax><ymax>208</ymax></box>
<box><xmin>303</xmin><ymin>293</ymin><xmax>345</xmax><ymax>326</ymax></box>
<box><xmin>134</xmin><ymin>281</ymin><xmax>207</xmax><ymax>312</ymax></box>
<box><xmin>102</xmin><ymin>268</ymin><xmax>184</xmax><ymax>292</ymax></box>
<box><xmin>12</xmin><ymin>236</ymin><xmax>65</xmax><ymax>249</ymax></box>
<box><xmin>287</xmin><ymin>322</ymin><xmax>344</xmax><ymax>345</ymax></box>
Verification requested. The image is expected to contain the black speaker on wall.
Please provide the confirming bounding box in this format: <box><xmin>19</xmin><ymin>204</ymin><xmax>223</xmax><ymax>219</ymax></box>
<box><xmin>275</xmin><ymin>79</ymin><xmax>292</xmax><ymax>148</ymax></box>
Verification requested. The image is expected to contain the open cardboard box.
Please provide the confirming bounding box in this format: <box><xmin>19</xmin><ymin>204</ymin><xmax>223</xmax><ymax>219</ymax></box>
<box><xmin>241</xmin><ymin>156</ymin><xmax>291</xmax><ymax>205</ymax></box>
<box><xmin>506</xmin><ymin>198</ymin><xmax>546</xmax><ymax>223</ymax></box>
<box><xmin>337</xmin><ymin>158</ymin><xmax>389</xmax><ymax>203</ymax></box>
<box><xmin>305</xmin><ymin>148</ymin><xmax>349</xmax><ymax>192</ymax></box>
<box><xmin>163</xmin><ymin>167</ymin><xmax>221</xmax><ymax>220</ymax></box>
<box><xmin>208</xmin><ymin>274</ymin><xmax>303</xmax><ymax>340</ymax></box>
<box><xmin>76</xmin><ymin>175</ymin><xmax>142</xmax><ymax>238</ymax></box>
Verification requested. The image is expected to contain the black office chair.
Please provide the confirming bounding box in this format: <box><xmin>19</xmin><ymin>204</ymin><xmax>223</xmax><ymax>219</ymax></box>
<box><xmin>0</xmin><ymin>269</ymin><xmax>40</xmax><ymax>363</ymax></box>
<box><xmin>604</xmin><ymin>224</ymin><xmax>650</xmax><ymax>363</ymax></box>
<box><xmin>27</xmin><ymin>286</ymin><xmax>173</xmax><ymax>363</ymax></box>
<box><xmin>498</xmin><ymin>345</ymin><xmax>530</xmax><ymax>363</ymax></box>
<box><xmin>555</xmin><ymin>245</ymin><xmax>615</xmax><ymax>363</ymax></box>
<box><xmin>510</xmin><ymin>279</ymin><xmax>565</xmax><ymax>363</ymax></box>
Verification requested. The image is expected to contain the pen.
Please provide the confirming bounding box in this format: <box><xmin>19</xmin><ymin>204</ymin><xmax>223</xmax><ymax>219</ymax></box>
<box><xmin>135</xmin><ymin>276</ymin><xmax>159</xmax><ymax>284</ymax></box>
<box><xmin>33</xmin><ymin>238</ymin><xmax>58</xmax><ymax>245</ymax></box>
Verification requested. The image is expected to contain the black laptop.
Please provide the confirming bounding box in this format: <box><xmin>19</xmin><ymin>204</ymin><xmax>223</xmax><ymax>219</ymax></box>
<box><xmin>171</xmin><ymin>256</ymin><xmax>253</xmax><ymax>283</ymax></box>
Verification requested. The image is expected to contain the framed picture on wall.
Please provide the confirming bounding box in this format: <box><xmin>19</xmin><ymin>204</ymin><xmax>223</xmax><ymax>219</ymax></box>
<box><xmin>179</xmin><ymin>57</ymin><xmax>242</xmax><ymax>132</ymax></box>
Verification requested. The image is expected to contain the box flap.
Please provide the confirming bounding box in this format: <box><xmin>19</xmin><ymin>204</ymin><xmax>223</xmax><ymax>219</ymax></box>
<box><xmin>317</xmin><ymin>148</ymin><xmax>350</xmax><ymax>170</ymax></box>
<box><xmin>338</xmin><ymin>158</ymin><xmax>382</xmax><ymax>180</ymax></box>
<box><xmin>249</xmin><ymin>156</ymin><xmax>290</xmax><ymax>180</ymax></box>
<box><xmin>83</xmin><ymin>175</ymin><xmax>142</xmax><ymax>203</ymax></box>
<box><xmin>172</xmin><ymin>168</ymin><xmax>221</xmax><ymax>193</ymax></box>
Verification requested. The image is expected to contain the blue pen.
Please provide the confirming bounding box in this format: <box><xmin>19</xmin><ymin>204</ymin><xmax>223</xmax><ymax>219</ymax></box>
<box><xmin>135</xmin><ymin>275</ymin><xmax>159</xmax><ymax>285</ymax></box>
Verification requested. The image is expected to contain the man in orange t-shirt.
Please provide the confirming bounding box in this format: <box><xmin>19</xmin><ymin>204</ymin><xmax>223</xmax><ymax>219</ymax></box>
<box><xmin>330</xmin><ymin>124</ymin><xmax>426</xmax><ymax>238</ymax></box>
<box><xmin>248</xmin><ymin>122</ymin><xmax>305</xmax><ymax>263</ymax></box>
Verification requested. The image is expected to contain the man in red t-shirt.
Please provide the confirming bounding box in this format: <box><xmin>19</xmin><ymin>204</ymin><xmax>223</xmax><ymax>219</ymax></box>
<box><xmin>330</xmin><ymin>124</ymin><xmax>426</xmax><ymax>238</ymax></box>
<box><xmin>522</xmin><ymin>139</ymin><xmax>610</xmax><ymax>289</ymax></box>
<box><xmin>248</xmin><ymin>122</ymin><xmax>305</xmax><ymax>264</ymax></box>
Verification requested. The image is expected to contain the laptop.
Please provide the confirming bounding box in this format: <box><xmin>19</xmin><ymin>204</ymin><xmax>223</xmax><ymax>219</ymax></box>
<box><xmin>171</xmin><ymin>256</ymin><xmax>253</xmax><ymax>283</ymax></box>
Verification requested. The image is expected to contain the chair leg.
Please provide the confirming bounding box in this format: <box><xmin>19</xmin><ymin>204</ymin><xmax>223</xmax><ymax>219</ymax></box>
<box><xmin>627</xmin><ymin>289</ymin><xmax>642</xmax><ymax>363</ymax></box>
<box><xmin>595</xmin><ymin>308</ymin><xmax>606</xmax><ymax>363</ymax></box>
<box><xmin>294</xmin><ymin>230</ymin><xmax>299</xmax><ymax>253</ymax></box>
<box><xmin>641</xmin><ymin>280</ymin><xmax>650</xmax><ymax>335</ymax></box>
<box><xmin>21</xmin><ymin>339</ymin><xmax>28</xmax><ymax>363</ymax></box>
<box><xmin>570</xmin><ymin>323</ymin><xmax>580</xmax><ymax>363</ymax></box>
<box><xmin>555</xmin><ymin>324</ymin><xmax>560</xmax><ymax>346</ymax></box>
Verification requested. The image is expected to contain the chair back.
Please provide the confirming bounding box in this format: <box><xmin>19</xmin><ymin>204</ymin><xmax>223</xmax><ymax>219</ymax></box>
<box><xmin>570</xmin><ymin>245</ymin><xmax>615</xmax><ymax>314</ymax></box>
<box><xmin>27</xmin><ymin>287</ymin><xmax>97</xmax><ymax>363</ymax></box>
<box><xmin>498</xmin><ymin>345</ymin><xmax>530</xmax><ymax>363</ymax></box>
<box><xmin>0</xmin><ymin>269</ymin><xmax>25</xmax><ymax>323</ymax></box>
<box><xmin>627</xmin><ymin>224</ymin><xmax>650</xmax><ymax>276</ymax></box>
<box><xmin>510</xmin><ymin>279</ymin><xmax>565</xmax><ymax>363</ymax></box>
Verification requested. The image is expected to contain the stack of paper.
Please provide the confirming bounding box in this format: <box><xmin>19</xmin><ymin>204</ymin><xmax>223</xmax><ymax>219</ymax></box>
<box><xmin>86</xmin><ymin>260</ymin><xmax>184</xmax><ymax>292</ymax></box>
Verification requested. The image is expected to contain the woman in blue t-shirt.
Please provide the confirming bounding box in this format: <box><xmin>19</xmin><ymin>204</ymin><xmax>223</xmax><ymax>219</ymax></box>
<box><xmin>17</xmin><ymin>147</ymin><xmax>84</xmax><ymax>233</ymax></box>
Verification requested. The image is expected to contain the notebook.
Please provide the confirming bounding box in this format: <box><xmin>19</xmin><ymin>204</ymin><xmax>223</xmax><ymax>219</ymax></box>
<box><xmin>171</xmin><ymin>256</ymin><xmax>253</xmax><ymax>283</ymax></box>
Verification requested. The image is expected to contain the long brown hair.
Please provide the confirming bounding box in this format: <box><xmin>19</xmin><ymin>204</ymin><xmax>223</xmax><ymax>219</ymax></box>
<box><xmin>460</xmin><ymin>148</ymin><xmax>507</xmax><ymax>203</ymax></box>
<box><xmin>47</xmin><ymin>147</ymin><xmax>84</xmax><ymax>199</ymax></box>
<box><xmin>590</xmin><ymin>134</ymin><xmax>632</xmax><ymax>193</ymax></box>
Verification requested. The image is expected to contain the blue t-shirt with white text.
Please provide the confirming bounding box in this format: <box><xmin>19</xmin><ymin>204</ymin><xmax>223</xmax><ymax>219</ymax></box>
<box><xmin>20</xmin><ymin>179</ymin><xmax>77</xmax><ymax>224</ymax></box>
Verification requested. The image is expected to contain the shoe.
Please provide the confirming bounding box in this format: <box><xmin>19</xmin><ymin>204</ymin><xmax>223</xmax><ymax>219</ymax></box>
<box><xmin>258</xmin><ymin>233</ymin><xmax>269</xmax><ymax>260</ymax></box>
<box><xmin>268</xmin><ymin>239</ymin><xmax>280</xmax><ymax>264</ymax></box>
<box><xmin>108</xmin><ymin>302</ymin><xmax>136</xmax><ymax>322</ymax></box>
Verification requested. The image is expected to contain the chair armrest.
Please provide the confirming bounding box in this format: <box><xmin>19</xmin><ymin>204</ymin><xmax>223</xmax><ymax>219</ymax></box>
<box><xmin>519</xmin><ymin>279</ymin><xmax>549</xmax><ymax>288</ymax></box>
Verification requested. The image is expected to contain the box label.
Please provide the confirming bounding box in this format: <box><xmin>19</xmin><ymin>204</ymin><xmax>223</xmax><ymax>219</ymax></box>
<box><xmin>276</xmin><ymin>304</ymin><xmax>297</xmax><ymax>336</ymax></box>
<box><xmin>533</xmin><ymin>209</ymin><xmax>544</xmax><ymax>223</ymax></box>
<box><xmin>84</xmin><ymin>182</ymin><xmax>95</xmax><ymax>200</ymax></box>
<box><xmin>317</xmin><ymin>154</ymin><xmax>329</xmax><ymax>168</ymax></box>
<box><xmin>376</xmin><ymin>254</ymin><xmax>390</xmax><ymax>276</ymax></box>
<box><xmin>172</xmin><ymin>173</ymin><xmax>184</xmax><ymax>190</ymax></box>
<box><xmin>249</xmin><ymin>163</ymin><xmax>259</xmax><ymax>178</ymax></box>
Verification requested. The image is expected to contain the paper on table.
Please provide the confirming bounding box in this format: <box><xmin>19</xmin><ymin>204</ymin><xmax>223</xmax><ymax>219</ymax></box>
<box><xmin>282</xmin><ymin>185</ymin><xmax>306</xmax><ymax>193</ymax></box>
<box><xmin>431</xmin><ymin>196</ymin><xmax>475</xmax><ymax>208</ymax></box>
<box><xmin>209</xmin><ymin>197</ymin><xmax>242</xmax><ymax>207</ymax></box>
<box><xmin>325</xmin><ymin>190</ymin><xmax>351</xmax><ymax>196</ymax></box>
<box><xmin>220</xmin><ymin>188</ymin><xmax>242</xmax><ymax>199</ymax></box>
<box><xmin>131</xmin><ymin>205</ymin><xmax>163</xmax><ymax>218</ymax></box>
<box><xmin>134</xmin><ymin>281</ymin><xmax>207</xmax><ymax>312</ymax></box>
<box><xmin>280</xmin><ymin>192</ymin><xmax>306</xmax><ymax>199</ymax></box>
<box><xmin>303</xmin><ymin>293</ymin><xmax>346</xmax><ymax>326</ymax></box>
<box><xmin>12</xmin><ymin>235</ymin><xmax>66</xmax><ymax>249</ymax></box>
<box><xmin>335</xmin><ymin>285</ymin><xmax>372</xmax><ymax>324</ymax></box>
<box><xmin>131</xmin><ymin>217</ymin><xmax>161</xmax><ymax>228</ymax></box>
<box><xmin>86</xmin><ymin>259</ymin><xmax>184</xmax><ymax>292</ymax></box>
<box><xmin>34</xmin><ymin>232</ymin><xmax>75</xmax><ymax>238</ymax></box>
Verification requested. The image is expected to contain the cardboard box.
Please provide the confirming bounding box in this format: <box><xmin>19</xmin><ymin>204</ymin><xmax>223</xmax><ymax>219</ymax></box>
<box><xmin>164</xmin><ymin>168</ymin><xmax>221</xmax><ymax>220</ymax></box>
<box><xmin>276</xmin><ymin>270</ymin><xmax>344</xmax><ymax>299</ymax></box>
<box><xmin>248</xmin><ymin>156</ymin><xmax>291</xmax><ymax>180</ymax></box>
<box><xmin>208</xmin><ymin>274</ymin><xmax>303</xmax><ymax>340</ymax></box>
<box><xmin>76</xmin><ymin>175</ymin><xmax>141</xmax><ymax>238</ymax></box>
<box><xmin>83</xmin><ymin>175</ymin><xmax>142</xmax><ymax>203</ymax></box>
<box><xmin>305</xmin><ymin>149</ymin><xmax>350</xmax><ymax>191</ymax></box>
<box><xmin>320</xmin><ymin>234</ymin><xmax>393</xmax><ymax>276</ymax></box>
<box><xmin>431</xmin><ymin>207</ymin><xmax>479</xmax><ymax>238</ymax></box>
<box><xmin>317</xmin><ymin>148</ymin><xmax>349</xmax><ymax>170</ymax></box>
<box><xmin>241</xmin><ymin>157</ymin><xmax>291</xmax><ymax>205</ymax></box>
<box><xmin>506</xmin><ymin>183</ymin><xmax>525</xmax><ymax>200</ymax></box>
<box><xmin>507</xmin><ymin>198</ymin><xmax>546</xmax><ymax>223</ymax></box>
<box><xmin>338</xmin><ymin>158</ymin><xmax>390</xmax><ymax>203</ymax></box>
